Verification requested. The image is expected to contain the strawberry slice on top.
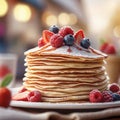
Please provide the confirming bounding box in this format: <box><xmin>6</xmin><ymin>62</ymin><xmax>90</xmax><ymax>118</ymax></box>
<box><xmin>74</xmin><ymin>29</ymin><xmax>85</xmax><ymax>44</ymax></box>
<box><xmin>42</xmin><ymin>30</ymin><xmax>54</xmax><ymax>43</ymax></box>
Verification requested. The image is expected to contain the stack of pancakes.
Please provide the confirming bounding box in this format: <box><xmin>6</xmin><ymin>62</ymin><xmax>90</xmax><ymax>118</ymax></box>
<box><xmin>23</xmin><ymin>44</ymin><xmax>109</xmax><ymax>103</ymax></box>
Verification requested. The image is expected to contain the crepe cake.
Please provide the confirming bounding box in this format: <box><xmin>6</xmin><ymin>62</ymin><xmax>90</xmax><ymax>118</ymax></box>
<box><xmin>23</xmin><ymin>26</ymin><xmax>109</xmax><ymax>103</ymax></box>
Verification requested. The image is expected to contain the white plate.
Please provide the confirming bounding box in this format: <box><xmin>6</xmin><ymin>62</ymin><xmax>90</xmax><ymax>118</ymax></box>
<box><xmin>10</xmin><ymin>87</ymin><xmax>120</xmax><ymax>109</ymax></box>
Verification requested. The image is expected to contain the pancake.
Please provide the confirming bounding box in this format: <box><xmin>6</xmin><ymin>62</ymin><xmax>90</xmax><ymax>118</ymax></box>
<box><xmin>23</xmin><ymin>27</ymin><xmax>109</xmax><ymax>103</ymax></box>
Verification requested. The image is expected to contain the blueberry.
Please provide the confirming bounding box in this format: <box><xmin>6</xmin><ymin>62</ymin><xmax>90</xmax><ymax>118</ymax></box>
<box><xmin>64</xmin><ymin>34</ymin><xmax>74</xmax><ymax>46</ymax></box>
<box><xmin>112</xmin><ymin>93</ymin><xmax>120</xmax><ymax>101</ymax></box>
<box><xmin>49</xmin><ymin>25</ymin><xmax>59</xmax><ymax>33</ymax></box>
<box><xmin>80</xmin><ymin>38</ymin><xmax>91</xmax><ymax>49</ymax></box>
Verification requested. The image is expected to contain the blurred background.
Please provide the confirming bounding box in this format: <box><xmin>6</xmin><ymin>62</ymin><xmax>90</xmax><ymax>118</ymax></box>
<box><xmin>0</xmin><ymin>0</ymin><xmax>120</xmax><ymax>84</ymax></box>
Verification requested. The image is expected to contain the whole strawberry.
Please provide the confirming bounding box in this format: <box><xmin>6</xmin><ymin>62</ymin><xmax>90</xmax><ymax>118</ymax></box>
<box><xmin>0</xmin><ymin>74</ymin><xmax>13</xmax><ymax>108</ymax></box>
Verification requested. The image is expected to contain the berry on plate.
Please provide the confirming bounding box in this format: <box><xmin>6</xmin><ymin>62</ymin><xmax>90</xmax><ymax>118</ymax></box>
<box><xmin>59</xmin><ymin>26</ymin><xmax>74</xmax><ymax>37</ymax></box>
<box><xmin>64</xmin><ymin>34</ymin><xmax>74</xmax><ymax>46</ymax></box>
<box><xmin>108</xmin><ymin>83</ymin><xmax>120</xmax><ymax>93</ymax></box>
<box><xmin>50</xmin><ymin>34</ymin><xmax>63</xmax><ymax>48</ymax></box>
<box><xmin>80</xmin><ymin>38</ymin><xmax>91</xmax><ymax>49</ymax></box>
<box><xmin>102</xmin><ymin>91</ymin><xmax>113</xmax><ymax>102</ymax></box>
<box><xmin>74</xmin><ymin>29</ymin><xmax>85</xmax><ymax>44</ymax></box>
<box><xmin>27</xmin><ymin>91</ymin><xmax>42</xmax><ymax>102</ymax></box>
<box><xmin>89</xmin><ymin>89</ymin><xmax>103</xmax><ymax>103</ymax></box>
<box><xmin>12</xmin><ymin>91</ymin><xmax>29</xmax><ymax>101</ymax></box>
<box><xmin>49</xmin><ymin>25</ymin><xmax>59</xmax><ymax>34</ymax></box>
<box><xmin>112</xmin><ymin>93</ymin><xmax>120</xmax><ymax>101</ymax></box>
<box><xmin>42</xmin><ymin>30</ymin><xmax>54</xmax><ymax>43</ymax></box>
<box><xmin>18</xmin><ymin>87</ymin><xmax>27</xmax><ymax>93</ymax></box>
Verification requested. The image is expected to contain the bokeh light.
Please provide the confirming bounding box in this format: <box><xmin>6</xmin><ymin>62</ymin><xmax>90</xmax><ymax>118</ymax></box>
<box><xmin>13</xmin><ymin>4</ymin><xmax>32</xmax><ymax>22</ymax></box>
<box><xmin>58</xmin><ymin>13</ymin><xmax>70</xmax><ymax>26</ymax></box>
<box><xmin>0</xmin><ymin>0</ymin><xmax>8</xmax><ymax>17</ymax></box>
<box><xmin>69</xmin><ymin>13</ymin><xmax>78</xmax><ymax>25</ymax></box>
<box><xmin>46</xmin><ymin>15</ymin><xmax>57</xmax><ymax>26</ymax></box>
<box><xmin>113</xmin><ymin>25</ymin><xmax>120</xmax><ymax>37</ymax></box>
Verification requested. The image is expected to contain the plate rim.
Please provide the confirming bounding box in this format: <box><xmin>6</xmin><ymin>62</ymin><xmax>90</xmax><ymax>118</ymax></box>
<box><xmin>10</xmin><ymin>87</ymin><xmax>120</xmax><ymax>109</ymax></box>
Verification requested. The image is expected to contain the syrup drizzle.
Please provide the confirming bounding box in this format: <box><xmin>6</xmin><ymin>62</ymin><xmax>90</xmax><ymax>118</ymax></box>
<box><xmin>67</xmin><ymin>46</ymin><xmax>72</xmax><ymax>52</ymax></box>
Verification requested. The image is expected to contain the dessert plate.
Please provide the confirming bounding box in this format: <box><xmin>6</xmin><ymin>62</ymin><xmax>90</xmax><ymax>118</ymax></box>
<box><xmin>10</xmin><ymin>87</ymin><xmax>120</xmax><ymax>109</ymax></box>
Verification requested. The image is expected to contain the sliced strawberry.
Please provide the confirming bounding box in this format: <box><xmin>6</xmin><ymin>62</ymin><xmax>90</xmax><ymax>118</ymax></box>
<box><xmin>100</xmin><ymin>42</ymin><xmax>109</xmax><ymax>52</ymax></box>
<box><xmin>18</xmin><ymin>87</ymin><xmax>27</xmax><ymax>93</ymax></box>
<box><xmin>38</xmin><ymin>37</ymin><xmax>46</xmax><ymax>47</ymax></box>
<box><xmin>74</xmin><ymin>29</ymin><xmax>85</xmax><ymax>44</ymax></box>
<box><xmin>42</xmin><ymin>30</ymin><xmax>54</xmax><ymax>43</ymax></box>
<box><xmin>104</xmin><ymin>44</ymin><xmax>116</xmax><ymax>54</ymax></box>
<box><xmin>12</xmin><ymin>91</ymin><xmax>29</xmax><ymax>101</ymax></box>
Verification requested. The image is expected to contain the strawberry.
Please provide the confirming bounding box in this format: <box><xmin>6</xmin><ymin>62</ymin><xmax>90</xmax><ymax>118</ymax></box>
<box><xmin>0</xmin><ymin>65</ymin><xmax>11</xmax><ymax>78</ymax></box>
<box><xmin>18</xmin><ymin>87</ymin><xmax>27</xmax><ymax>93</ymax></box>
<box><xmin>42</xmin><ymin>30</ymin><xmax>54</xmax><ymax>43</ymax></box>
<box><xmin>74</xmin><ymin>29</ymin><xmax>85</xmax><ymax>44</ymax></box>
<box><xmin>12</xmin><ymin>91</ymin><xmax>29</xmax><ymax>101</ymax></box>
<box><xmin>0</xmin><ymin>74</ymin><xmax>13</xmax><ymax>108</ymax></box>
<box><xmin>100</xmin><ymin>42</ymin><xmax>109</xmax><ymax>52</ymax></box>
<box><xmin>0</xmin><ymin>87</ymin><xmax>11</xmax><ymax>108</ymax></box>
<box><xmin>104</xmin><ymin>44</ymin><xmax>116</xmax><ymax>54</ymax></box>
<box><xmin>38</xmin><ymin>37</ymin><xmax>45</xmax><ymax>47</ymax></box>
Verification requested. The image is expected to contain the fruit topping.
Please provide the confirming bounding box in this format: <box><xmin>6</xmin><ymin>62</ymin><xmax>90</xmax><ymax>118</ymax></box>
<box><xmin>74</xmin><ymin>29</ymin><xmax>85</xmax><ymax>44</ymax></box>
<box><xmin>38</xmin><ymin>37</ymin><xmax>46</xmax><ymax>47</ymax></box>
<box><xmin>64</xmin><ymin>34</ymin><xmax>74</xmax><ymax>46</ymax></box>
<box><xmin>102</xmin><ymin>91</ymin><xmax>113</xmax><ymax>102</ymax></box>
<box><xmin>42</xmin><ymin>30</ymin><xmax>54</xmax><ymax>43</ymax></box>
<box><xmin>27</xmin><ymin>91</ymin><xmax>41</xmax><ymax>102</ymax></box>
<box><xmin>108</xmin><ymin>83</ymin><xmax>120</xmax><ymax>93</ymax></box>
<box><xmin>89</xmin><ymin>89</ymin><xmax>103</xmax><ymax>103</ymax></box>
<box><xmin>0</xmin><ymin>87</ymin><xmax>11</xmax><ymax>108</ymax></box>
<box><xmin>80</xmin><ymin>38</ymin><xmax>91</xmax><ymax>49</ymax></box>
<box><xmin>12</xmin><ymin>91</ymin><xmax>29</xmax><ymax>101</ymax></box>
<box><xmin>50</xmin><ymin>34</ymin><xmax>64</xmax><ymax>48</ymax></box>
<box><xmin>49</xmin><ymin>25</ymin><xmax>59</xmax><ymax>34</ymax></box>
<box><xmin>59</xmin><ymin>26</ymin><xmax>74</xmax><ymax>37</ymax></box>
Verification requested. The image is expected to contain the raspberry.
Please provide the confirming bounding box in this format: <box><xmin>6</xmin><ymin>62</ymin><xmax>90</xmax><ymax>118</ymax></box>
<box><xmin>50</xmin><ymin>34</ymin><xmax>63</xmax><ymax>48</ymax></box>
<box><xmin>38</xmin><ymin>37</ymin><xmax>45</xmax><ymax>47</ymax></box>
<box><xmin>102</xmin><ymin>91</ymin><xmax>113</xmax><ymax>102</ymax></box>
<box><xmin>59</xmin><ymin>26</ymin><xmax>74</xmax><ymax>37</ymax></box>
<box><xmin>27</xmin><ymin>91</ymin><xmax>41</xmax><ymax>102</ymax></box>
<box><xmin>89</xmin><ymin>89</ymin><xmax>103</xmax><ymax>103</ymax></box>
<box><xmin>108</xmin><ymin>83</ymin><xmax>120</xmax><ymax>93</ymax></box>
